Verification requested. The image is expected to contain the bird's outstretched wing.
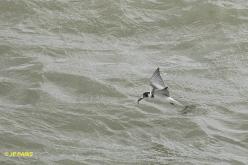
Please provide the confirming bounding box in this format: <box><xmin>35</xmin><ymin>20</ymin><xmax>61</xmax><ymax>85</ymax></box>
<box><xmin>150</xmin><ymin>67</ymin><xmax>167</xmax><ymax>90</ymax></box>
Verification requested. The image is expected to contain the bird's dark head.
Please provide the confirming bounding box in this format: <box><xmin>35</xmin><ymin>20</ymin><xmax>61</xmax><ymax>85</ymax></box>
<box><xmin>143</xmin><ymin>92</ymin><xmax>149</xmax><ymax>98</ymax></box>
<box><xmin>137</xmin><ymin>92</ymin><xmax>150</xmax><ymax>104</ymax></box>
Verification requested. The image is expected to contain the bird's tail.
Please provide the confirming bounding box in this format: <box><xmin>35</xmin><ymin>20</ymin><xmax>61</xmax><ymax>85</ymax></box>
<box><xmin>167</xmin><ymin>97</ymin><xmax>183</xmax><ymax>106</ymax></box>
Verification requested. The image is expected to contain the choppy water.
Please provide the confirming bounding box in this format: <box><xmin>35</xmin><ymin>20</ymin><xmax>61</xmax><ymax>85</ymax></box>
<box><xmin>1</xmin><ymin>0</ymin><xmax>248</xmax><ymax>164</ymax></box>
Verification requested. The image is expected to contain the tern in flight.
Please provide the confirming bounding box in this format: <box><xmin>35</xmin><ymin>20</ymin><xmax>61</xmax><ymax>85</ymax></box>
<box><xmin>137</xmin><ymin>67</ymin><xmax>183</xmax><ymax>106</ymax></box>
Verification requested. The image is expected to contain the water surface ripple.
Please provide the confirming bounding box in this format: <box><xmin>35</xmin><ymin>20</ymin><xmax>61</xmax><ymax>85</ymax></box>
<box><xmin>0</xmin><ymin>0</ymin><xmax>248</xmax><ymax>164</ymax></box>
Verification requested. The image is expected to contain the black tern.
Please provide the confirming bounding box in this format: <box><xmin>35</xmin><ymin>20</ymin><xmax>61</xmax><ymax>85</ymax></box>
<box><xmin>137</xmin><ymin>67</ymin><xmax>183</xmax><ymax>106</ymax></box>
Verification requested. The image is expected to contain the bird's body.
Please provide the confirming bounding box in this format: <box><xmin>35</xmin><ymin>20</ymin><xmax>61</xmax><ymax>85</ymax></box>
<box><xmin>138</xmin><ymin>67</ymin><xmax>183</xmax><ymax>106</ymax></box>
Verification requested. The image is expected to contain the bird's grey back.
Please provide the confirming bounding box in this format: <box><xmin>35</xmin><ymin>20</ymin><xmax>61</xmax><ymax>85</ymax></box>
<box><xmin>154</xmin><ymin>87</ymin><xmax>170</xmax><ymax>97</ymax></box>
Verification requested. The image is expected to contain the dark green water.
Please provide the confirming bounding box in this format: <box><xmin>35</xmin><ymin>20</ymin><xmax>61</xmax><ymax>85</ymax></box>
<box><xmin>0</xmin><ymin>0</ymin><xmax>248</xmax><ymax>164</ymax></box>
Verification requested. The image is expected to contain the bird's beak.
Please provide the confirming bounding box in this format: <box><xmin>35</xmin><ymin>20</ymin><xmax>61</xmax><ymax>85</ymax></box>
<box><xmin>137</xmin><ymin>97</ymin><xmax>143</xmax><ymax>104</ymax></box>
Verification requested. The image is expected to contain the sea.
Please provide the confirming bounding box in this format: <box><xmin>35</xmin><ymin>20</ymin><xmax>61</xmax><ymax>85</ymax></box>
<box><xmin>0</xmin><ymin>0</ymin><xmax>247</xmax><ymax>164</ymax></box>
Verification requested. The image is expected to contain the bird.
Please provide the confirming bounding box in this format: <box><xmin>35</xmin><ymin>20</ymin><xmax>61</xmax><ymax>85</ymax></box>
<box><xmin>137</xmin><ymin>67</ymin><xmax>183</xmax><ymax>106</ymax></box>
